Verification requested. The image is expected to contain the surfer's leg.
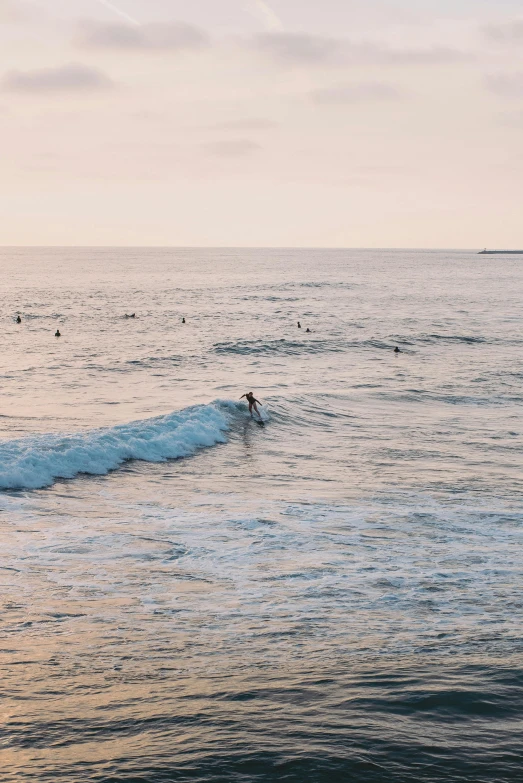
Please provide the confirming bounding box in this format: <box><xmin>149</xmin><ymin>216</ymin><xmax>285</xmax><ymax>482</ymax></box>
<box><xmin>248</xmin><ymin>403</ymin><xmax>253</xmax><ymax>417</ymax></box>
<box><xmin>253</xmin><ymin>403</ymin><xmax>260</xmax><ymax>417</ymax></box>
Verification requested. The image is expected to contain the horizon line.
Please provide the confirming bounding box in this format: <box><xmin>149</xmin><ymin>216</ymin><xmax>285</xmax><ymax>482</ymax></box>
<box><xmin>0</xmin><ymin>245</ymin><xmax>495</xmax><ymax>251</ymax></box>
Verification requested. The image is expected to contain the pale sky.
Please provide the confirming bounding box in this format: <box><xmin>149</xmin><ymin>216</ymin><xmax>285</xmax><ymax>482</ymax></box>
<box><xmin>1</xmin><ymin>0</ymin><xmax>522</xmax><ymax>246</ymax></box>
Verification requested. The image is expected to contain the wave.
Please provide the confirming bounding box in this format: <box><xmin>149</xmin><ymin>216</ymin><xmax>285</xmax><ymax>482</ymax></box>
<box><xmin>125</xmin><ymin>355</ymin><xmax>184</xmax><ymax>368</ymax></box>
<box><xmin>403</xmin><ymin>334</ymin><xmax>523</xmax><ymax>346</ymax></box>
<box><xmin>214</xmin><ymin>338</ymin><xmax>347</xmax><ymax>356</ymax></box>
<box><xmin>210</xmin><ymin>333</ymin><xmax>523</xmax><ymax>358</ymax></box>
<box><xmin>417</xmin><ymin>333</ymin><xmax>488</xmax><ymax>344</ymax></box>
<box><xmin>0</xmin><ymin>401</ymin><xmax>236</xmax><ymax>491</ymax></box>
<box><xmin>213</xmin><ymin>337</ymin><xmax>407</xmax><ymax>356</ymax></box>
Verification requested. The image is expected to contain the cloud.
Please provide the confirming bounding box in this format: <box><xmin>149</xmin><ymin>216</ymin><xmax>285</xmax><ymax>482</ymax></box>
<box><xmin>485</xmin><ymin>73</ymin><xmax>523</xmax><ymax>99</ymax></box>
<box><xmin>3</xmin><ymin>63</ymin><xmax>114</xmax><ymax>92</ymax></box>
<box><xmin>76</xmin><ymin>20</ymin><xmax>210</xmax><ymax>51</ymax></box>
<box><xmin>251</xmin><ymin>33</ymin><xmax>468</xmax><ymax>67</ymax></box>
<box><xmin>205</xmin><ymin>139</ymin><xmax>262</xmax><ymax>157</ymax></box>
<box><xmin>310</xmin><ymin>82</ymin><xmax>402</xmax><ymax>105</ymax></box>
<box><xmin>0</xmin><ymin>0</ymin><xmax>50</xmax><ymax>26</ymax></box>
<box><xmin>497</xmin><ymin>109</ymin><xmax>523</xmax><ymax>127</ymax></box>
<box><xmin>213</xmin><ymin>118</ymin><xmax>278</xmax><ymax>131</ymax></box>
<box><xmin>485</xmin><ymin>19</ymin><xmax>523</xmax><ymax>44</ymax></box>
<box><xmin>254</xmin><ymin>33</ymin><xmax>337</xmax><ymax>64</ymax></box>
<box><xmin>94</xmin><ymin>0</ymin><xmax>139</xmax><ymax>26</ymax></box>
<box><xmin>247</xmin><ymin>0</ymin><xmax>283</xmax><ymax>32</ymax></box>
<box><xmin>383</xmin><ymin>47</ymin><xmax>468</xmax><ymax>65</ymax></box>
<box><xmin>0</xmin><ymin>0</ymin><xmax>26</xmax><ymax>22</ymax></box>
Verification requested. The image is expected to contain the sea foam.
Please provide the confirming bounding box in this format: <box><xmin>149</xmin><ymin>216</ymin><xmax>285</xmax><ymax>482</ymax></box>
<box><xmin>0</xmin><ymin>402</ymin><xmax>232</xmax><ymax>490</ymax></box>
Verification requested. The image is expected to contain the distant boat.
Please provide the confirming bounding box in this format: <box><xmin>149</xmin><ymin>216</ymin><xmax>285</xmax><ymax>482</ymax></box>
<box><xmin>478</xmin><ymin>248</ymin><xmax>523</xmax><ymax>254</ymax></box>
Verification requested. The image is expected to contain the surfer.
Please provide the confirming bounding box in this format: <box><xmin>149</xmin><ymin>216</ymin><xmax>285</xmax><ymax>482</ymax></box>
<box><xmin>240</xmin><ymin>391</ymin><xmax>262</xmax><ymax>419</ymax></box>
<box><xmin>55</xmin><ymin>329</ymin><xmax>61</xmax><ymax>337</ymax></box>
<box><xmin>16</xmin><ymin>315</ymin><xmax>21</xmax><ymax>324</ymax></box>
<box><xmin>182</xmin><ymin>317</ymin><xmax>186</xmax><ymax>324</ymax></box>
<box><xmin>394</xmin><ymin>346</ymin><xmax>401</xmax><ymax>353</ymax></box>
<box><xmin>297</xmin><ymin>321</ymin><xmax>301</xmax><ymax>328</ymax></box>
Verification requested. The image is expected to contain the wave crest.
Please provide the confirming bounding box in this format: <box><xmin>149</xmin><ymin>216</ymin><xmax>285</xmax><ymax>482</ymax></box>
<box><xmin>213</xmin><ymin>338</ymin><xmax>345</xmax><ymax>356</ymax></box>
<box><xmin>0</xmin><ymin>402</ymin><xmax>232</xmax><ymax>491</ymax></box>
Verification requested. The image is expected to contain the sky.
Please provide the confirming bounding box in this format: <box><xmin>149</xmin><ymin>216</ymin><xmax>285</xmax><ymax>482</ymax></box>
<box><xmin>0</xmin><ymin>0</ymin><xmax>522</xmax><ymax>247</ymax></box>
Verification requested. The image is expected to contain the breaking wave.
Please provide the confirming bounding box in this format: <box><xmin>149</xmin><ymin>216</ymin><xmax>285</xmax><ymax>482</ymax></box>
<box><xmin>0</xmin><ymin>401</ymin><xmax>236</xmax><ymax>491</ymax></box>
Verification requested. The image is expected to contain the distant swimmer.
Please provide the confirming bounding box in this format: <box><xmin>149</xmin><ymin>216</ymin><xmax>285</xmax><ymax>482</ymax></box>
<box><xmin>125</xmin><ymin>313</ymin><xmax>136</xmax><ymax>319</ymax></box>
<box><xmin>240</xmin><ymin>391</ymin><xmax>262</xmax><ymax>419</ymax></box>
<box><xmin>182</xmin><ymin>317</ymin><xmax>186</xmax><ymax>324</ymax></box>
<box><xmin>394</xmin><ymin>346</ymin><xmax>401</xmax><ymax>353</ymax></box>
<box><xmin>297</xmin><ymin>321</ymin><xmax>301</xmax><ymax>328</ymax></box>
<box><xmin>16</xmin><ymin>316</ymin><xmax>21</xmax><ymax>324</ymax></box>
<box><xmin>306</xmin><ymin>328</ymin><xmax>311</xmax><ymax>333</ymax></box>
<box><xmin>55</xmin><ymin>329</ymin><xmax>61</xmax><ymax>337</ymax></box>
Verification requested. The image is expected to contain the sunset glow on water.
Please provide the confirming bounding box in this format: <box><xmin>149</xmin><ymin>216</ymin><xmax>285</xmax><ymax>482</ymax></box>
<box><xmin>1</xmin><ymin>248</ymin><xmax>522</xmax><ymax>782</ymax></box>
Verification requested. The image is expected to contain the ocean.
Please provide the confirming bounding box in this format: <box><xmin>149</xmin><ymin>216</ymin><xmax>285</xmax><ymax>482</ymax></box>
<box><xmin>1</xmin><ymin>247</ymin><xmax>522</xmax><ymax>782</ymax></box>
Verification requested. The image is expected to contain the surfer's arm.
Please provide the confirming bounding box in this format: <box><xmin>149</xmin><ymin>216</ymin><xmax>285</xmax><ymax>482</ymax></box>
<box><xmin>239</xmin><ymin>394</ymin><xmax>246</xmax><ymax>399</ymax></box>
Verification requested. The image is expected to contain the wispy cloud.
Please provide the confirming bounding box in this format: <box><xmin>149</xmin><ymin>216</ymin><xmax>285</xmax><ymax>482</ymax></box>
<box><xmin>77</xmin><ymin>21</ymin><xmax>209</xmax><ymax>51</ymax></box>
<box><xmin>496</xmin><ymin>109</ymin><xmax>523</xmax><ymax>127</ymax></box>
<box><xmin>0</xmin><ymin>0</ymin><xmax>26</xmax><ymax>22</ymax></box>
<box><xmin>254</xmin><ymin>33</ymin><xmax>335</xmax><ymax>64</ymax></box>
<box><xmin>247</xmin><ymin>0</ymin><xmax>283</xmax><ymax>32</ymax></box>
<box><xmin>212</xmin><ymin>118</ymin><xmax>278</xmax><ymax>131</ymax></box>
<box><xmin>311</xmin><ymin>82</ymin><xmax>403</xmax><ymax>105</ymax></box>
<box><xmin>485</xmin><ymin>72</ymin><xmax>523</xmax><ymax>98</ymax></box>
<box><xmin>206</xmin><ymin>139</ymin><xmax>262</xmax><ymax>157</ymax></box>
<box><xmin>94</xmin><ymin>0</ymin><xmax>139</xmax><ymax>26</ymax></box>
<box><xmin>383</xmin><ymin>47</ymin><xmax>469</xmax><ymax>65</ymax></box>
<box><xmin>484</xmin><ymin>19</ymin><xmax>523</xmax><ymax>44</ymax></box>
<box><xmin>251</xmin><ymin>32</ymin><xmax>469</xmax><ymax>68</ymax></box>
<box><xmin>3</xmin><ymin>63</ymin><xmax>113</xmax><ymax>92</ymax></box>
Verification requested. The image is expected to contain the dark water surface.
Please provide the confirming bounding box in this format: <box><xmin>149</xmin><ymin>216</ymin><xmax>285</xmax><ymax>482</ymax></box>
<box><xmin>0</xmin><ymin>248</ymin><xmax>522</xmax><ymax>781</ymax></box>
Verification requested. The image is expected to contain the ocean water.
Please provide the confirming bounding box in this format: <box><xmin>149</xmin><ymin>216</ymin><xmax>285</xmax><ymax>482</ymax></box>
<box><xmin>0</xmin><ymin>247</ymin><xmax>522</xmax><ymax>782</ymax></box>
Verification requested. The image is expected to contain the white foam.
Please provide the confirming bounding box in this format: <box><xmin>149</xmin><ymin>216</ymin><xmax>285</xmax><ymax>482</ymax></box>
<box><xmin>0</xmin><ymin>402</ymin><xmax>232</xmax><ymax>490</ymax></box>
<box><xmin>237</xmin><ymin>401</ymin><xmax>271</xmax><ymax>422</ymax></box>
<box><xmin>258</xmin><ymin>405</ymin><xmax>271</xmax><ymax>422</ymax></box>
